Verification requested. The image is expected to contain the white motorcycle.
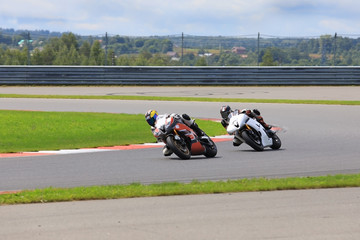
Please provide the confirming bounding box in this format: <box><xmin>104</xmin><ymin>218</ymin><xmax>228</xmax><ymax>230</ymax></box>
<box><xmin>226</xmin><ymin>112</ymin><xmax>281</xmax><ymax>151</ymax></box>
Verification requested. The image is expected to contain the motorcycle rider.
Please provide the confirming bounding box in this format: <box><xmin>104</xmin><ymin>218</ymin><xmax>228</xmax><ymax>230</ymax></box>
<box><xmin>145</xmin><ymin>109</ymin><xmax>205</xmax><ymax>156</ymax></box>
<box><xmin>219</xmin><ymin>105</ymin><xmax>274</xmax><ymax>146</ymax></box>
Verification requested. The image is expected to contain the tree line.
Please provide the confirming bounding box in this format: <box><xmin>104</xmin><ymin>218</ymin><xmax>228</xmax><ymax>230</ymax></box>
<box><xmin>1</xmin><ymin>31</ymin><xmax>360</xmax><ymax>66</ymax></box>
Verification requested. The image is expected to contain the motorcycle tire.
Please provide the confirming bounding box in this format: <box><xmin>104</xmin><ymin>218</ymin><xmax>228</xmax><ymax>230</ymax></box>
<box><xmin>270</xmin><ymin>134</ymin><xmax>281</xmax><ymax>150</ymax></box>
<box><xmin>166</xmin><ymin>135</ymin><xmax>191</xmax><ymax>160</ymax></box>
<box><xmin>203</xmin><ymin>138</ymin><xmax>217</xmax><ymax>158</ymax></box>
<box><xmin>241</xmin><ymin>130</ymin><xmax>264</xmax><ymax>151</ymax></box>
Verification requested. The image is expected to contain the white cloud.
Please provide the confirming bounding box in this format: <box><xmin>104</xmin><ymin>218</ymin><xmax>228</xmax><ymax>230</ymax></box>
<box><xmin>1</xmin><ymin>0</ymin><xmax>360</xmax><ymax>36</ymax></box>
<box><xmin>319</xmin><ymin>19</ymin><xmax>360</xmax><ymax>33</ymax></box>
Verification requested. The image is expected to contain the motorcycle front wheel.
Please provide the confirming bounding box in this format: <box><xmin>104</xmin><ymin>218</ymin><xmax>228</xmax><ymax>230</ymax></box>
<box><xmin>241</xmin><ymin>130</ymin><xmax>264</xmax><ymax>151</ymax></box>
<box><xmin>203</xmin><ymin>138</ymin><xmax>217</xmax><ymax>158</ymax></box>
<box><xmin>270</xmin><ymin>134</ymin><xmax>281</xmax><ymax>150</ymax></box>
<box><xmin>166</xmin><ymin>135</ymin><xmax>191</xmax><ymax>160</ymax></box>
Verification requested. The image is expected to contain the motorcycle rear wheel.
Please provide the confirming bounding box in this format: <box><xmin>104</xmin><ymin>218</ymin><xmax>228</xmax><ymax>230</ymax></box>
<box><xmin>241</xmin><ymin>130</ymin><xmax>264</xmax><ymax>151</ymax></box>
<box><xmin>166</xmin><ymin>135</ymin><xmax>191</xmax><ymax>159</ymax></box>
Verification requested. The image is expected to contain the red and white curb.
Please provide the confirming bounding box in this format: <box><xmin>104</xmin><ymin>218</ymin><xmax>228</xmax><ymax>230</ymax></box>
<box><xmin>0</xmin><ymin>135</ymin><xmax>233</xmax><ymax>159</ymax></box>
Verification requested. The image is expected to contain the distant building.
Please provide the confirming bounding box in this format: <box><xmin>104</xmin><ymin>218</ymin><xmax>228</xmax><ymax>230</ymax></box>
<box><xmin>231</xmin><ymin>47</ymin><xmax>246</xmax><ymax>54</ymax></box>
<box><xmin>167</xmin><ymin>51</ymin><xmax>178</xmax><ymax>57</ymax></box>
<box><xmin>167</xmin><ymin>51</ymin><xmax>180</xmax><ymax>61</ymax></box>
<box><xmin>199</xmin><ymin>53</ymin><xmax>213</xmax><ymax>57</ymax></box>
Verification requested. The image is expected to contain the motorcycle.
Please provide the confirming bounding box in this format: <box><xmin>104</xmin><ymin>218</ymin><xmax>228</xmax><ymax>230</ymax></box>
<box><xmin>226</xmin><ymin>112</ymin><xmax>281</xmax><ymax>151</ymax></box>
<box><xmin>153</xmin><ymin>114</ymin><xmax>217</xmax><ymax>159</ymax></box>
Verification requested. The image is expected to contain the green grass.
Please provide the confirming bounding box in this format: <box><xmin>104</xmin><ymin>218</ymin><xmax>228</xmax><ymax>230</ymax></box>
<box><xmin>1</xmin><ymin>93</ymin><xmax>359</xmax><ymax>105</ymax></box>
<box><xmin>0</xmin><ymin>110</ymin><xmax>226</xmax><ymax>153</ymax></box>
<box><xmin>1</xmin><ymin>174</ymin><xmax>360</xmax><ymax>205</ymax></box>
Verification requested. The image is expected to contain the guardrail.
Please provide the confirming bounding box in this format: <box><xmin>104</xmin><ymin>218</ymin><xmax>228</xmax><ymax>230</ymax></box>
<box><xmin>0</xmin><ymin>66</ymin><xmax>359</xmax><ymax>85</ymax></box>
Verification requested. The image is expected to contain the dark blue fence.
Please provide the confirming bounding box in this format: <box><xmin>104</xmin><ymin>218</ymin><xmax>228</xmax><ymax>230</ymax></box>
<box><xmin>0</xmin><ymin>66</ymin><xmax>359</xmax><ymax>85</ymax></box>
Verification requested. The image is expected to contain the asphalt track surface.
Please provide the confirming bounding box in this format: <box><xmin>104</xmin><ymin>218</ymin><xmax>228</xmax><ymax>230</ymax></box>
<box><xmin>1</xmin><ymin>86</ymin><xmax>360</xmax><ymax>239</ymax></box>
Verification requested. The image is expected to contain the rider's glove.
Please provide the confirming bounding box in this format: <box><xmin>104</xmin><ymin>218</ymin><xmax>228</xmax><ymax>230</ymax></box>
<box><xmin>221</xmin><ymin>119</ymin><xmax>228</xmax><ymax>128</ymax></box>
<box><xmin>182</xmin><ymin>114</ymin><xmax>191</xmax><ymax>121</ymax></box>
<box><xmin>159</xmin><ymin>125</ymin><xmax>165</xmax><ymax>133</ymax></box>
<box><xmin>253</xmin><ymin>109</ymin><xmax>261</xmax><ymax>115</ymax></box>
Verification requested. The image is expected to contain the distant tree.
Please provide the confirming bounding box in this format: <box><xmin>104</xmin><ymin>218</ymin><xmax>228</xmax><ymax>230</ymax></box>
<box><xmin>116</xmin><ymin>55</ymin><xmax>134</xmax><ymax>66</ymax></box>
<box><xmin>61</xmin><ymin>33</ymin><xmax>79</xmax><ymax>50</ymax></box>
<box><xmin>148</xmin><ymin>53</ymin><xmax>170</xmax><ymax>66</ymax></box>
<box><xmin>0</xmin><ymin>48</ymin><xmax>5</xmax><ymax>64</ymax></box>
<box><xmin>115</xmin><ymin>43</ymin><xmax>130</xmax><ymax>54</ymax></box>
<box><xmin>195</xmin><ymin>57</ymin><xmax>207</xmax><ymax>66</ymax></box>
<box><xmin>31</xmin><ymin>48</ymin><xmax>44</xmax><ymax>65</ymax></box>
<box><xmin>161</xmin><ymin>39</ymin><xmax>173</xmax><ymax>53</ymax></box>
<box><xmin>198</xmin><ymin>48</ymin><xmax>205</xmax><ymax>55</ymax></box>
<box><xmin>79</xmin><ymin>41</ymin><xmax>91</xmax><ymax>58</ymax></box>
<box><xmin>181</xmin><ymin>53</ymin><xmax>196</xmax><ymax>66</ymax></box>
<box><xmin>307</xmin><ymin>39</ymin><xmax>320</xmax><ymax>53</ymax></box>
<box><xmin>110</xmin><ymin>35</ymin><xmax>129</xmax><ymax>44</ymax></box>
<box><xmin>0</xmin><ymin>32</ymin><xmax>12</xmax><ymax>45</ymax></box>
<box><xmin>338</xmin><ymin>37</ymin><xmax>353</xmax><ymax>51</ymax></box>
<box><xmin>217</xmin><ymin>52</ymin><xmax>240</xmax><ymax>66</ymax></box>
<box><xmin>134</xmin><ymin>54</ymin><xmax>148</xmax><ymax>66</ymax></box>
<box><xmin>89</xmin><ymin>40</ymin><xmax>104</xmax><ymax>65</ymax></box>
<box><xmin>135</xmin><ymin>39</ymin><xmax>145</xmax><ymax>48</ymax></box>
<box><xmin>146</xmin><ymin>45</ymin><xmax>157</xmax><ymax>54</ymax></box>
<box><xmin>48</xmin><ymin>37</ymin><xmax>62</xmax><ymax>52</ymax></box>
<box><xmin>68</xmin><ymin>45</ymin><xmax>81</xmax><ymax>65</ymax></box>
<box><xmin>261</xmin><ymin>49</ymin><xmax>276</xmax><ymax>66</ymax></box>
<box><xmin>267</xmin><ymin>47</ymin><xmax>287</xmax><ymax>65</ymax></box>
<box><xmin>3</xmin><ymin>48</ymin><xmax>27</xmax><ymax>65</ymax></box>
<box><xmin>106</xmin><ymin>49</ymin><xmax>115</xmax><ymax>66</ymax></box>
<box><xmin>139</xmin><ymin>50</ymin><xmax>152</xmax><ymax>60</ymax></box>
<box><xmin>288</xmin><ymin>48</ymin><xmax>301</xmax><ymax>61</ymax></box>
<box><xmin>41</xmin><ymin>45</ymin><xmax>56</xmax><ymax>65</ymax></box>
<box><xmin>320</xmin><ymin>35</ymin><xmax>333</xmax><ymax>65</ymax></box>
<box><xmin>345</xmin><ymin>52</ymin><xmax>353</xmax><ymax>65</ymax></box>
<box><xmin>79</xmin><ymin>41</ymin><xmax>91</xmax><ymax>65</ymax></box>
<box><xmin>53</xmin><ymin>45</ymin><xmax>80</xmax><ymax>65</ymax></box>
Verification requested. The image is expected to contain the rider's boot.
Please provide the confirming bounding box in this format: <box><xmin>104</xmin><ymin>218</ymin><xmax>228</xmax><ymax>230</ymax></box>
<box><xmin>255</xmin><ymin>115</ymin><xmax>274</xmax><ymax>137</ymax></box>
<box><xmin>233</xmin><ymin>132</ymin><xmax>243</xmax><ymax>146</ymax></box>
<box><xmin>233</xmin><ymin>136</ymin><xmax>242</xmax><ymax>146</ymax></box>
<box><xmin>162</xmin><ymin>146</ymin><xmax>173</xmax><ymax>156</ymax></box>
<box><xmin>263</xmin><ymin>124</ymin><xmax>274</xmax><ymax>137</ymax></box>
<box><xmin>182</xmin><ymin>113</ymin><xmax>205</xmax><ymax>137</ymax></box>
<box><xmin>191</xmin><ymin>122</ymin><xmax>205</xmax><ymax>137</ymax></box>
<box><xmin>265</xmin><ymin>128</ymin><xmax>274</xmax><ymax>137</ymax></box>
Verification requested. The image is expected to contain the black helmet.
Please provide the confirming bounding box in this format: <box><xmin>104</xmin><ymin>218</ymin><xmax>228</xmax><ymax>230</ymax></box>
<box><xmin>220</xmin><ymin>105</ymin><xmax>232</xmax><ymax>119</ymax></box>
<box><xmin>145</xmin><ymin>109</ymin><xmax>158</xmax><ymax>127</ymax></box>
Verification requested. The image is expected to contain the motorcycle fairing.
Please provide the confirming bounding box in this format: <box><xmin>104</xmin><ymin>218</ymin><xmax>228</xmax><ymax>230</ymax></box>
<box><xmin>227</xmin><ymin>113</ymin><xmax>273</xmax><ymax>148</ymax></box>
<box><xmin>174</xmin><ymin>122</ymin><xmax>205</xmax><ymax>154</ymax></box>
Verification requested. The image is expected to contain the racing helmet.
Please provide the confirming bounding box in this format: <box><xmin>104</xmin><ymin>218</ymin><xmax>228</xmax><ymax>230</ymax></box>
<box><xmin>220</xmin><ymin>105</ymin><xmax>232</xmax><ymax>119</ymax></box>
<box><xmin>145</xmin><ymin>109</ymin><xmax>158</xmax><ymax>126</ymax></box>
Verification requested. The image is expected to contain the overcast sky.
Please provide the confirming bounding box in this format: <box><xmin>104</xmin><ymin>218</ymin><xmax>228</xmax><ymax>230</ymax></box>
<box><xmin>1</xmin><ymin>0</ymin><xmax>360</xmax><ymax>37</ymax></box>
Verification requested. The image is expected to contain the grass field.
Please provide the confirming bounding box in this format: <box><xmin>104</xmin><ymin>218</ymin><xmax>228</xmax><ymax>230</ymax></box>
<box><xmin>0</xmin><ymin>110</ymin><xmax>226</xmax><ymax>153</ymax></box>
<box><xmin>1</xmin><ymin>93</ymin><xmax>360</xmax><ymax>105</ymax></box>
<box><xmin>1</xmin><ymin>174</ymin><xmax>360</xmax><ymax>205</ymax></box>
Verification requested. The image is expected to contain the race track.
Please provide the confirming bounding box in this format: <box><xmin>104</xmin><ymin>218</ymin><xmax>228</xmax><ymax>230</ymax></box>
<box><xmin>1</xmin><ymin>86</ymin><xmax>360</xmax><ymax>240</ymax></box>
<box><xmin>1</xmin><ymin>90</ymin><xmax>360</xmax><ymax>191</ymax></box>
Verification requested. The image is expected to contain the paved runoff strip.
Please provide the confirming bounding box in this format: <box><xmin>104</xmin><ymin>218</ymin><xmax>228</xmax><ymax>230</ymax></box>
<box><xmin>0</xmin><ymin>135</ymin><xmax>233</xmax><ymax>159</ymax></box>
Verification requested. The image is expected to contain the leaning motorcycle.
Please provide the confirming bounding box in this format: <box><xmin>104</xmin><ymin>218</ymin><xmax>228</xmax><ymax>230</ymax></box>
<box><xmin>153</xmin><ymin>115</ymin><xmax>217</xmax><ymax>159</ymax></box>
<box><xmin>226</xmin><ymin>112</ymin><xmax>281</xmax><ymax>151</ymax></box>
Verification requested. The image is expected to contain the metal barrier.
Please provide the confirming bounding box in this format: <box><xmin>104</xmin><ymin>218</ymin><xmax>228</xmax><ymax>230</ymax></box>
<box><xmin>0</xmin><ymin>66</ymin><xmax>359</xmax><ymax>85</ymax></box>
